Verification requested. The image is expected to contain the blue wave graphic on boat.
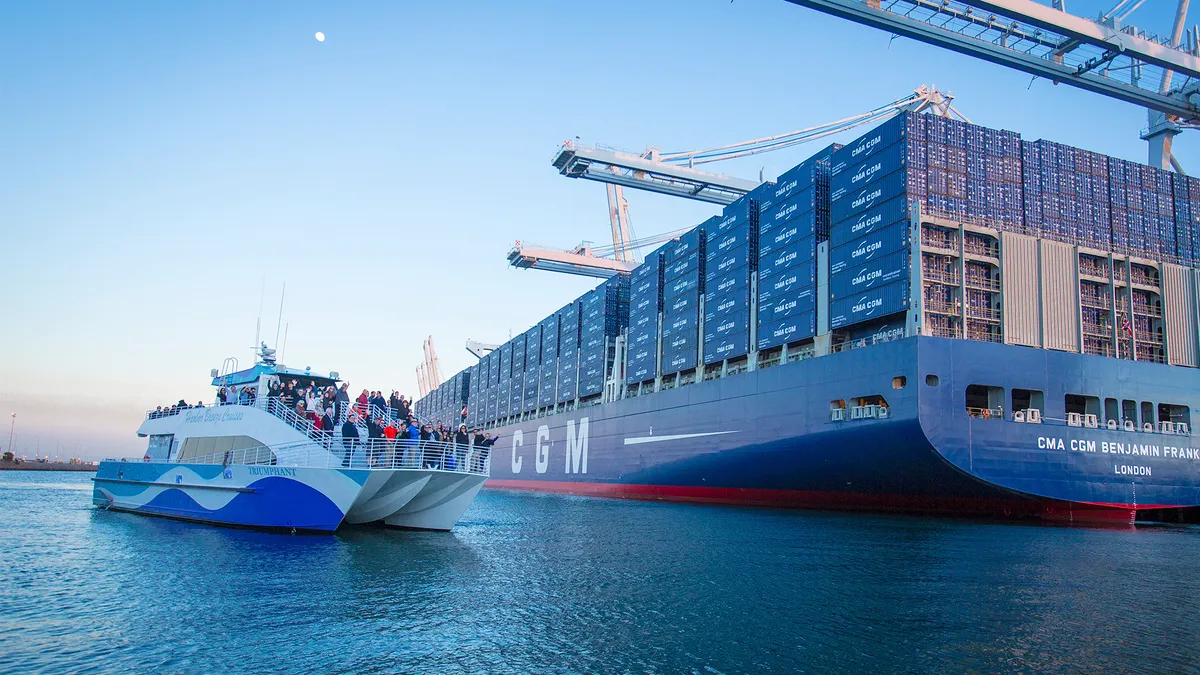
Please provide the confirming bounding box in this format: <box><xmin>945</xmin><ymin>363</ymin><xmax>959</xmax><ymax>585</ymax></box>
<box><xmin>101</xmin><ymin>477</ymin><xmax>346</xmax><ymax>531</ymax></box>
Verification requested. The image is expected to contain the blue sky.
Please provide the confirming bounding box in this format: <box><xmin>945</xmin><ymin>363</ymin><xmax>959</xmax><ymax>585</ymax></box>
<box><xmin>1</xmin><ymin>0</ymin><xmax>1196</xmax><ymax>458</ymax></box>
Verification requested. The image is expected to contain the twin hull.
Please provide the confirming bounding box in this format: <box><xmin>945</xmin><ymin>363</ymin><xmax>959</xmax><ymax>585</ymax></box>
<box><xmin>485</xmin><ymin>337</ymin><xmax>1200</xmax><ymax>520</ymax></box>
<box><xmin>92</xmin><ymin>461</ymin><xmax>487</xmax><ymax>532</ymax></box>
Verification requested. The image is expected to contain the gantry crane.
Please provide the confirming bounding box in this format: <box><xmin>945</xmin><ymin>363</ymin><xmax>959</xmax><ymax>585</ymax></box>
<box><xmin>781</xmin><ymin>0</ymin><xmax>1200</xmax><ymax>171</ymax></box>
<box><xmin>513</xmin><ymin>85</ymin><xmax>965</xmax><ymax>277</ymax></box>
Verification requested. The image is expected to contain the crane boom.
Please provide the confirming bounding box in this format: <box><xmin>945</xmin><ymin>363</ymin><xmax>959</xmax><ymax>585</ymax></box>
<box><xmin>780</xmin><ymin>0</ymin><xmax>1200</xmax><ymax>168</ymax></box>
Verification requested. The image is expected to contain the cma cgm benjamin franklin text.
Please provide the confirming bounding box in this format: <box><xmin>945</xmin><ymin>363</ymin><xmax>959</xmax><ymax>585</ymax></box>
<box><xmin>416</xmin><ymin>111</ymin><xmax>1200</xmax><ymax>524</ymax></box>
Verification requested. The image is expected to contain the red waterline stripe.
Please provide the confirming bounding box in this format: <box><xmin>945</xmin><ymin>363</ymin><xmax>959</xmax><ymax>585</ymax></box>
<box><xmin>483</xmin><ymin>479</ymin><xmax>1152</xmax><ymax>520</ymax></box>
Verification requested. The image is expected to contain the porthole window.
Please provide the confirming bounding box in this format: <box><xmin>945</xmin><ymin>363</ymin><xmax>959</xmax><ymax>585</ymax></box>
<box><xmin>892</xmin><ymin>376</ymin><xmax>907</xmax><ymax>390</ymax></box>
<box><xmin>925</xmin><ymin>374</ymin><xmax>939</xmax><ymax>387</ymax></box>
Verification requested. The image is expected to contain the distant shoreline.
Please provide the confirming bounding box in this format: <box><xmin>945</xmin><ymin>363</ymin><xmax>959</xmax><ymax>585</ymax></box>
<box><xmin>0</xmin><ymin>461</ymin><xmax>97</xmax><ymax>472</ymax></box>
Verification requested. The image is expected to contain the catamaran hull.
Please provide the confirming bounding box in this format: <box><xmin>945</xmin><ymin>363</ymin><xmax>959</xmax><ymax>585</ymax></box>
<box><xmin>92</xmin><ymin>461</ymin><xmax>368</xmax><ymax>532</ymax></box>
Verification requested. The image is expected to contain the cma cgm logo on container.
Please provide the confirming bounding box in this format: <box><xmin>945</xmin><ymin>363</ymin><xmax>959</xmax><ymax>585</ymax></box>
<box><xmin>774</xmin><ymin>226</ymin><xmax>797</xmax><ymax>245</ymax></box>
<box><xmin>716</xmin><ymin>341</ymin><xmax>736</xmax><ymax>355</ymax></box>
<box><xmin>772</xmin><ymin>274</ymin><xmax>798</xmax><ymax>292</ymax></box>
<box><xmin>851</xmin><ymin>187</ymin><xmax>884</xmax><ymax>211</ymax></box>
<box><xmin>773</xmin><ymin>179</ymin><xmax>798</xmax><ymax>199</ymax></box>
<box><xmin>717</xmin><ymin>319</ymin><xmax>736</xmax><ymax>333</ymax></box>
<box><xmin>773</xmin><ymin>323</ymin><xmax>798</xmax><ymax>340</ymax></box>
<box><xmin>773</xmin><ymin>299</ymin><xmax>797</xmax><ymax>317</ymax></box>
<box><xmin>852</xmin><ymin>268</ymin><xmax>884</xmax><ymax>287</ymax></box>
<box><xmin>851</xmin><ymin>133</ymin><xmax>884</xmax><ymax>158</ymax></box>
<box><xmin>850</xmin><ymin>160</ymin><xmax>885</xmax><ymax>186</ymax></box>
<box><xmin>717</xmin><ymin>278</ymin><xmax>736</xmax><ymax>293</ymax></box>
<box><xmin>511</xmin><ymin>418</ymin><xmax>590</xmax><ymax>475</ymax></box>
<box><xmin>717</xmin><ymin>298</ymin><xmax>737</xmax><ymax>313</ymax></box>
<box><xmin>718</xmin><ymin>214</ymin><xmax>738</xmax><ymax>230</ymax></box>
<box><xmin>853</xmin><ymin>211</ymin><xmax>884</xmax><ymax>236</ymax></box>
<box><xmin>670</xmin><ymin>335</ymin><xmax>688</xmax><ymax>349</ymax></box>
<box><xmin>718</xmin><ymin>234</ymin><xmax>739</xmax><ymax>251</ymax></box>
<box><xmin>852</xmin><ymin>295</ymin><xmax>885</xmax><ymax>314</ymax></box>
<box><xmin>774</xmin><ymin>202</ymin><xmax>798</xmax><ymax>224</ymax></box>
<box><xmin>773</xmin><ymin>251</ymin><xmax>798</xmax><ymax>268</ymax></box>
<box><xmin>671</xmin><ymin>316</ymin><xmax>689</xmax><ymax>330</ymax></box>
<box><xmin>717</xmin><ymin>257</ymin><xmax>739</xmax><ymax>273</ymax></box>
<box><xmin>851</xmin><ymin>239</ymin><xmax>883</xmax><ymax>260</ymax></box>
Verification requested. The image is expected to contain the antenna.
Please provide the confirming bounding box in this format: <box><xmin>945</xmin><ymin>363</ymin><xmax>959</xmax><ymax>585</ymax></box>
<box><xmin>254</xmin><ymin>275</ymin><xmax>265</xmax><ymax>362</ymax></box>
<box><xmin>281</xmin><ymin>322</ymin><xmax>289</xmax><ymax>362</ymax></box>
<box><xmin>274</xmin><ymin>282</ymin><xmax>286</xmax><ymax>349</ymax></box>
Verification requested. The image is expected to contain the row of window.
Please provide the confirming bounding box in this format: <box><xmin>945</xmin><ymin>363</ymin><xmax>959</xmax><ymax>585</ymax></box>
<box><xmin>963</xmin><ymin>384</ymin><xmax>1192</xmax><ymax>427</ymax></box>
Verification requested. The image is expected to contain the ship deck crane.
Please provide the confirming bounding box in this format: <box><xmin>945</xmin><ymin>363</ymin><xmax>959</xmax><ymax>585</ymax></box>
<box><xmin>780</xmin><ymin>0</ymin><xmax>1200</xmax><ymax>171</ymax></box>
<box><xmin>515</xmin><ymin>85</ymin><xmax>965</xmax><ymax>278</ymax></box>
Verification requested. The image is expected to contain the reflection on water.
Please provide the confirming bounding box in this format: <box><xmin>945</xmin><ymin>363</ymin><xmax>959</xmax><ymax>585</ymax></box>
<box><xmin>1</xmin><ymin>471</ymin><xmax>1198</xmax><ymax>674</ymax></box>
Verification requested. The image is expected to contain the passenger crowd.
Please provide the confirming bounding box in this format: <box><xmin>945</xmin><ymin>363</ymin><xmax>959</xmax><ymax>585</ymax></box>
<box><xmin>151</xmin><ymin>376</ymin><xmax>496</xmax><ymax>472</ymax></box>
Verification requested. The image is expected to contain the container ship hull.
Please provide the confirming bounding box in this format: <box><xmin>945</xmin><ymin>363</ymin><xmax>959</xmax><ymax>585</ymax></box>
<box><xmin>481</xmin><ymin>337</ymin><xmax>1200</xmax><ymax>523</ymax></box>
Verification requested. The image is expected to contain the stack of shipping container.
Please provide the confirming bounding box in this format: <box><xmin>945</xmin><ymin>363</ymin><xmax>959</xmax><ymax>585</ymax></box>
<box><xmin>522</xmin><ymin>326</ymin><xmax>540</xmax><ymax>414</ymax></box>
<box><xmin>579</xmin><ymin>275</ymin><xmax>630</xmax><ymax>397</ymax></box>
<box><xmin>509</xmin><ymin>332</ymin><xmax>525</xmax><ymax>415</ymax></box>
<box><xmin>703</xmin><ymin>198</ymin><xmax>756</xmax><ymax>364</ymax></box>
<box><xmin>420</xmin><ymin>109</ymin><xmax>1200</xmax><ymax>424</ymax></box>
<box><xmin>538</xmin><ymin>314</ymin><xmax>558</xmax><ymax>408</ymax></box>
<box><xmin>662</xmin><ymin>224</ymin><xmax>707</xmax><ymax>372</ymax></box>
<box><xmin>627</xmin><ymin>246</ymin><xmax>665</xmax><ymax>384</ymax></box>
<box><xmin>755</xmin><ymin>145</ymin><xmax>838</xmax><ymax>350</ymax></box>
<box><xmin>556</xmin><ymin>300</ymin><xmax>580</xmax><ymax>405</ymax></box>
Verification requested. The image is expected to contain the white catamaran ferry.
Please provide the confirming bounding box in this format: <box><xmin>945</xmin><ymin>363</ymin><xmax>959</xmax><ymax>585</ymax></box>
<box><xmin>93</xmin><ymin>348</ymin><xmax>489</xmax><ymax>532</ymax></box>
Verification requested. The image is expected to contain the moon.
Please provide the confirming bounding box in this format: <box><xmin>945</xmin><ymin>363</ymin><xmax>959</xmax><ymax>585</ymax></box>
<box><xmin>315</xmin><ymin>31</ymin><xmax>325</xmax><ymax>42</ymax></box>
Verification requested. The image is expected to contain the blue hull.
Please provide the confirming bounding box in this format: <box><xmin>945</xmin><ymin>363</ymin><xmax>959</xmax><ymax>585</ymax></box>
<box><xmin>92</xmin><ymin>461</ymin><xmax>368</xmax><ymax>532</ymax></box>
<box><xmin>483</xmin><ymin>337</ymin><xmax>1200</xmax><ymax>521</ymax></box>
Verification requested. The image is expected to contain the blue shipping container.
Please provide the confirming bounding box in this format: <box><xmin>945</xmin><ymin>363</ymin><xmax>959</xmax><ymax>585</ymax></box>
<box><xmin>760</xmin><ymin>186</ymin><xmax>817</xmax><ymax>230</ymax></box>
<box><xmin>663</xmin><ymin>307</ymin><xmax>699</xmax><ymax>335</ymax></box>
<box><xmin>666</xmin><ymin>292</ymin><xmax>697</xmax><ymax>316</ymax></box>
<box><xmin>830</xmin><ymin>220</ymin><xmax>911</xmax><ymax>276</ymax></box>
<box><xmin>703</xmin><ymin>310</ymin><xmax>748</xmax><ymax>343</ymax></box>
<box><xmin>758</xmin><ymin>235</ymin><xmax>817</xmax><ymax>281</ymax></box>
<box><xmin>664</xmin><ymin>270</ymin><xmax>700</xmax><ymax>299</ymax></box>
<box><xmin>707</xmin><ymin>227</ymin><xmax>753</xmax><ymax>261</ymax></box>
<box><xmin>829</xmin><ymin>195</ymin><xmax>909</xmax><ymax>249</ymax></box>
<box><xmin>665</xmin><ymin>251</ymin><xmax>699</xmax><ymax>282</ymax></box>
<box><xmin>831</xmin><ymin>114</ymin><xmax>913</xmax><ymax>175</ymax></box>
<box><xmin>662</xmin><ymin>346</ymin><xmax>698</xmax><ymax>373</ymax></box>
<box><xmin>759</xmin><ymin>210</ymin><xmax>819</xmax><ymax>255</ymax></box>
<box><xmin>760</xmin><ymin>290</ymin><xmax>817</xmax><ymax>323</ymax></box>
<box><xmin>705</xmin><ymin>265</ymin><xmax>749</xmax><ymax>300</ymax></box>
<box><xmin>706</xmin><ymin>243</ymin><xmax>752</xmax><ymax>282</ymax></box>
<box><xmin>626</xmin><ymin>356</ymin><xmax>657</xmax><ymax>384</ymax></box>
<box><xmin>704</xmin><ymin>331</ymin><xmax>749</xmax><ymax>365</ymax></box>
<box><xmin>830</xmin><ymin>142</ymin><xmax>911</xmax><ymax>204</ymax></box>
<box><xmin>662</xmin><ymin>330</ymin><xmax>698</xmax><ymax>352</ymax></box>
<box><xmin>703</xmin><ymin>288</ymin><xmax>751</xmax><ymax>322</ymax></box>
<box><xmin>758</xmin><ymin>275</ymin><xmax>815</xmax><ymax>306</ymax></box>
<box><xmin>666</xmin><ymin>226</ymin><xmax>704</xmax><ymax>264</ymax></box>
<box><xmin>830</xmin><ymin>249</ymin><xmax>911</xmax><ymax>299</ymax></box>
<box><xmin>756</xmin><ymin>311</ymin><xmax>817</xmax><ymax>350</ymax></box>
<box><xmin>829</xmin><ymin>280</ymin><xmax>910</xmax><ymax>329</ymax></box>
<box><xmin>830</xmin><ymin>169</ymin><xmax>913</xmax><ymax>224</ymax></box>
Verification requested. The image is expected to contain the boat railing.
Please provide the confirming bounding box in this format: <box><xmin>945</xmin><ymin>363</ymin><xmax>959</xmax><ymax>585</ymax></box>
<box><xmin>120</xmin><ymin>438</ymin><xmax>491</xmax><ymax>475</ymax></box>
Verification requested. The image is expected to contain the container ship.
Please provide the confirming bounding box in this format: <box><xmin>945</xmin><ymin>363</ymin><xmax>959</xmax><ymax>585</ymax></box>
<box><xmin>417</xmin><ymin>111</ymin><xmax>1200</xmax><ymax>523</ymax></box>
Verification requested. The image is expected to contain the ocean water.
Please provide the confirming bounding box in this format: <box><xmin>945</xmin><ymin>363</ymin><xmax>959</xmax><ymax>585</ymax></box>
<box><xmin>1</xmin><ymin>471</ymin><xmax>1198</xmax><ymax>675</ymax></box>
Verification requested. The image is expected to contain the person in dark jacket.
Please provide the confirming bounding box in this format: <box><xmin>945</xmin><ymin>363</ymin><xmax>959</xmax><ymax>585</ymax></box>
<box><xmin>453</xmin><ymin>424</ymin><xmax>470</xmax><ymax>471</ymax></box>
<box><xmin>321</xmin><ymin>408</ymin><xmax>335</xmax><ymax>448</ymax></box>
<box><xmin>340</xmin><ymin>415</ymin><xmax>360</xmax><ymax>467</ymax></box>
<box><xmin>366</xmin><ymin>416</ymin><xmax>383</xmax><ymax>466</ymax></box>
<box><xmin>334</xmin><ymin>383</ymin><xmax>350</xmax><ymax>422</ymax></box>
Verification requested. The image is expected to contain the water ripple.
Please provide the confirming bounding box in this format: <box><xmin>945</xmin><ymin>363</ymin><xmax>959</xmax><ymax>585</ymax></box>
<box><xmin>0</xmin><ymin>471</ymin><xmax>1198</xmax><ymax>674</ymax></box>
